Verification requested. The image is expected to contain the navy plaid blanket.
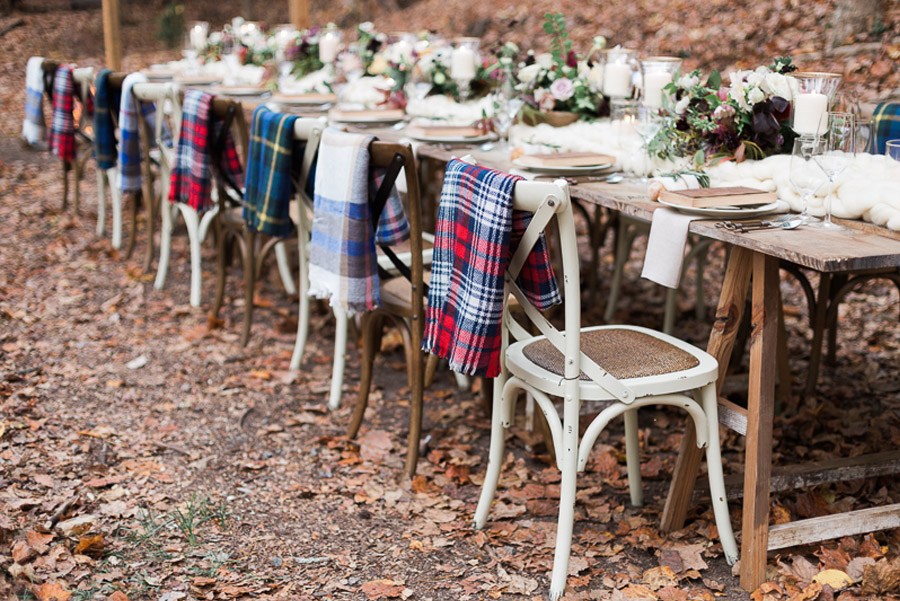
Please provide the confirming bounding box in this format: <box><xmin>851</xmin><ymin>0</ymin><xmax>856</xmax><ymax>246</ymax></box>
<box><xmin>423</xmin><ymin>159</ymin><xmax>561</xmax><ymax>377</ymax></box>
<box><xmin>93</xmin><ymin>69</ymin><xmax>120</xmax><ymax>169</ymax></box>
<box><xmin>48</xmin><ymin>65</ymin><xmax>75</xmax><ymax>162</ymax></box>
<box><xmin>243</xmin><ymin>105</ymin><xmax>300</xmax><ymax>237</ymax></box>
<box><xmin>873</xmin><ymin>102</ymin><xmax>900</xmax><ymax>155</ymax></box>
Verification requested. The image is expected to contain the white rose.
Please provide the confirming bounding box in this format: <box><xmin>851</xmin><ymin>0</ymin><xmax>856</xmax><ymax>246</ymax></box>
<box><xmin>746</xmin><ymin>70</ymin><xmax>764</xmax><ymax>87</ymax></box>
<box><xmin>765</xmin><ymin>72</ymin><xmax>792</xmax><ymax>100</ymax></box>
<box><xmin>729</xmin><ymin>83</ymin><xmax>749</xmax><ymax>111</ymax></box>
<box><xmin>728</xmin><ymin>70</ymin><xmax>747</xmax><ymax>86</ymax></box>
<box><xmin>418</xmin><ymin>54</ymin><xmax>435</xmax><ymax>75</ymax></box>
<box><xmin>518</xmin><ymin>63</ymin><xmax>542</xmax><ymax>84</ymax></box>
<box><xmin>587</xmin><ymin>64</ymin><xmax>604</xmax><ymax>92</ymax></box>
<box><xmin>677</xmin><ymin>74</ymin><xmax>698</xmax><ymax>89</ymax></box>
<box><xmin>536</xmin><ymin>53</ymin><xmax>553</xmax><ymax>69</ymax></box>
<box><xmin>675</xmin><ymin>96</ymin><xmax>690</xmax><ymax>115</ymax></box>
<box><xmin>747</xmin><ymin>86</ymin><xmax>765</xmax><ymax>105</ymax></box>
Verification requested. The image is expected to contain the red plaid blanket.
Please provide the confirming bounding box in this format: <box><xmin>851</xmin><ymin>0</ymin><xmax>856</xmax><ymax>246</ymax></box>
<box><xmin>168</xmin><ymin>90</ymin><xmax>244</xmax><ymax>212</ymax></box>
<box><xmin>48</xmin><ymin>65</ymin><xmax>75</xmax><ymax>162</ymax></box>
<box><xmin>423</xmin><ymin>159</ymin><xmax>561</xmax><ymax>377</ymax></box>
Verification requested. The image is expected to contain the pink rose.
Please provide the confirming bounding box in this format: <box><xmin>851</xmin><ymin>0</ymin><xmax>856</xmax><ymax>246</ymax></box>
<box><xmin>536</xmin><ymin>88</ymin><xmax>557</xmax><ymax>111</ymax></box>
<box><xmin>550</xmin><ymin>77</ymin><xmax>575</xmax><ymax>102</ymax></box>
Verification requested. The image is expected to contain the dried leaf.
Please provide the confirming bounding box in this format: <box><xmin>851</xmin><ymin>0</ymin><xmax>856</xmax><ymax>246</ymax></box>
<box><xmin>361</xmin><ymin>579</ymin><xmax>405</xmax><ymax>600</ymax></box>
<box><xmin>74</xmin><ymin>533</ymin><xmax>104</xmax><ymax>556</ymax></box>
<box><xmin>34</xmin><ymin>582</ymin><xmax>71</xmax><ymax>601</ymax></box>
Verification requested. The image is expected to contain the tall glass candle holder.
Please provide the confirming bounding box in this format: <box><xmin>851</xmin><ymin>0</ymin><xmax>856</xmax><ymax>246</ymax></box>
<box><xmin>640</xmin><ymin>56</ymin><xmax>681</xmax><ymax>110</ymax></box>
<box><xmin>319</xmin><ymin>26</ymin><xmax>342</xmax><ymax>78</ymax></box>
<box><xmin>601</xmin><ymin>47</ymin><xmax>638</xmax><ymax>99</ymax></box>
<box><xmin>450</xmin><ymin>38</ymin><xmax>480</xmax><ymax>101</ymax></box>
<box><xmin>791</xmin><ymin>72</ymin><xmax>842</xmax><ymax>138</ymax></box>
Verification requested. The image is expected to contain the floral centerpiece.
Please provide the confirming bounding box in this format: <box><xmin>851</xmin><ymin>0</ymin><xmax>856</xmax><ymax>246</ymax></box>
<box><xmin>283</xmin><ymin>28</ymin><xmax>325</xmax><ymax>78</ymax></box>
<box><xmin>415</xmin><ymin>44</ymin><xmax>497</xmax><ymax>101</ymax></box>
<box><xmin>650</xmin><ymin>57</ymin><xmax>798</xmax><ymax>166</ymax></box>
<box><xmin>517</xmin><ymin>13</ymin><xmax>607</xmax><ymax>125</ymax></box>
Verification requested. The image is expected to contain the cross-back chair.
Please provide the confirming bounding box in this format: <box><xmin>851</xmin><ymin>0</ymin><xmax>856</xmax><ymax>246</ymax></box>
<box><xmin>343</xmin><ymin>141</ymin><xmax>428</xmax><ymax>477</ymax></box>
<box><xmin>472</xmin><ymin>176</ymin><xmax>738</xmax><ymax>600</ymax></box>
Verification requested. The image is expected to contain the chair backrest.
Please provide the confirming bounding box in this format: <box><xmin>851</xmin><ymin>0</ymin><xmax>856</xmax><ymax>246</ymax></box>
<box><xmin>131</xmin><ymin>82</ymin><xmax>183</xmax><ymax>150</ymax></box>
<box><xmin>208</xmin><ymin>97</ymin><xmax>249</xmax><ymax>209</ymax></box>
<box><xmin>502</xmin><ymin>177</ymin><xmax>635</xmax><ymax>402</ymax></box>
<box><xmin>370</xmin><ymin>141</ymin><xmax>425</xmax><ymax>312</ymax></box>
<box><xmin>294</xmin><ymin>117</ymin><xmax>326</xmax><ymax>205</ymax></box>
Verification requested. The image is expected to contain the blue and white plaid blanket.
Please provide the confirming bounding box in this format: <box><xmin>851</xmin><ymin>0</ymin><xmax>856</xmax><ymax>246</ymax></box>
<box><xmin>118</xmin><ymin>73</ymin><xmax>154</xmax><ymax>193</ymax></box>
<box><xmin>22</xmin><ymin>57</ymin><xmax>46</xmax><ymax>145</ymax></box>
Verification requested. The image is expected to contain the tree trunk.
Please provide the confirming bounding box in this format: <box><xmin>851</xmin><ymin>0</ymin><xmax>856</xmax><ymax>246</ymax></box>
<box><xmin>829</xmin><ymin>0</ymin><xmax>884</xmax><ymax>50</ymax></box>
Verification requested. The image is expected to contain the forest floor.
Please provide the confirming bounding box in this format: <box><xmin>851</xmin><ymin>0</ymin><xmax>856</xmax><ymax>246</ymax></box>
<box><xmin>1</xmin><ymin>2</ymin><xmax>899</xmax><ymax>601</ymax></box>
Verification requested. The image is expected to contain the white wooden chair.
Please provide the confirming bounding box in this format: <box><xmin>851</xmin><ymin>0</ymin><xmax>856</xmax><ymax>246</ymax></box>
<box><xmin>473</xmin><ymin>178</ymin><xmax>738</xmax><ymax>601</ymax></box>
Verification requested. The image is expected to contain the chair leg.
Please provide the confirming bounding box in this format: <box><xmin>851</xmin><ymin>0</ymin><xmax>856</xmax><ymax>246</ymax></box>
<box><xmin>61</xmin><ymin>162</ymin><xmax>70</xmax><ymax>211</ymax></box>
<box><xmin>125</xmin><ymin>191</ymin><xmax>139</xmax><ymax>260</ymax></box>
<box><xmin>604</xmin><ymin>220</ymin><xmax>639</xmax><ymax>323</ymax></box>
<box><xmin>405</xmin><ymin>348</ymin><xmax>426</xmax><ymax>478</ymax></box>
<box><xmin>474</xmin><ymin>377</ymin><xmax>512</xmax><ymax>529</ymax></box>
<box><xmin>699</xmin><ymin>383</ymin><xmax>739</xmax><ymax>564</ymax></box>
<box><xmin>210</xmin><ymin>221</ymin><xmax>229</xmax><ymax>320</ymax></box>
<box><xmin>424</xmin><ymin>353</ymin><xmax>439</xmax><ymax>388</ymax></box>
<box><xmin>180</xmin><ymin>206</ymin><xmax>204</xmax><ymax>308</ymax></box>
<box><xmin>290</xmin><ymin>237</ymin><xmax>311</xmax><ymax>371</ymax></box>
<box><xmin>274</xmin><ymin>241</ymin><xmax>297</xmax><ymax>296</ymax></box>
<box><xmin>694</xmin><ymin>241</ymin><xmax>709</xmax><ymax>321</ymax></box>
<box><xmin>96</xmin><ymin>169</ymin><xmax>107</xmax><ymax>236</ymax></box>
<box><xmin>347</xmin><ymin>314</ymin><xmax>385</xmax><ymax>439</ymax></box>
<box><xmin>453</xmin><ymin>372</ymin><xmax>471</xmax><ymax>391</ymax></box>
<box><xmin>142</xmin><ymin>183</ymin><xmax>157</xmax><ymax>274</ymax></box>
<box><xmin>154</xmin><ymin>204</ymin><xmax>174</xmax><ymax>291</ymax></box>
<box><xmin>624</xmin><ymin>409</ymin><xmax>643</xmax><ymax>507</ymax></box>
<box><xmin>241</xmin><ymin>229</ymin><xmax>256</xmax><ymax>347</ymax></box>
<box><xmin>549</xmin><ymin>380</ymin><xmax>580</xmax><ymax>601</ymax></box>
<box><xmin>328</xmin><ymin>307</ymin><xmax>350</xmax><ymax>410</ymax></box>
<box><xmin>663</xmin><ymin>288</ymin><xmax>677</xmax><ymax>335</ymax></box>
<box><xmin>110</xmin><ymin>170</ymin><xmax>124</xmax><ymax>250</ymax></box>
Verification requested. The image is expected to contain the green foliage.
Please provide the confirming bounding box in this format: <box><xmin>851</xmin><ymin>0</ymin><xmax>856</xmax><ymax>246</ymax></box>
<box><xmin>542</xmin><ymin>13</ymin><xmax>572</xmax><ymax>69</ymax></box>
<box><xmin>157</xmin><ymin>2</ymin><xmax>184</xmax><ymax>49</ymax></box>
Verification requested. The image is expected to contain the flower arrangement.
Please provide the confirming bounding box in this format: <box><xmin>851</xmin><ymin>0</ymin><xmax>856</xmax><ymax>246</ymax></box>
<box><xmin>356</xmin><ymin>22</ymin><xmax>387</xmax><ymax>76</ymax></box>
<box><xmin>283</xmin><ymin>28</ymin><xmax>324</xmax><ymax>78</ymax></box>
<box><xmin>414</xmin><ymin>45</ymin><xmax>497</xmax><ymax>101</ymax></box>
<box><xmin>516</xmin><ymin>13</ymin><xmax>607</xmax><ymax>122</ymax></box>
<box><xmin>650</xmin><ymin>57</ymin><xmax>798</xmax><ymax>165</ymax></box>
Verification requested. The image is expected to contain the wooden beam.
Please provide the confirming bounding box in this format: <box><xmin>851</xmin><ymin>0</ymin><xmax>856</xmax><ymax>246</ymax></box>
<box><xmin>101</xmin><ymin>0</ymin><xmax>122</xmax><ymax>70</ymax></box>
<box><xmin>288</xmin><ymin>0</ymin><xmax>310</xmax><ymax>30</ymax></box>
<box><xmin>768</xmin><ymin>504</ymin><xmax>900</xmax><ymax>550</ymax></box>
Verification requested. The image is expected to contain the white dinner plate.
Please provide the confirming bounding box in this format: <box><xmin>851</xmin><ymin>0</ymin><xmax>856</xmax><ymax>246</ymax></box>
<box><xmin>328</xmin><ymin>110</ymin><xmax>406</xmax><ymax>124</ymax></box>
<box><xmin>406</xmin><ymin>132</ymin><xmax>495</xmax><ymax>144</ymax></box>
<box><xmin>510</xmin><ymin>158</ymin><xmax>614</xmax><ymax>175</ymax></box>
<box><xmin>271</xmin><ymin>93</ymin><xmax>337</xmax><ymax>105</ymax></box>
<box><xmin>657</xmin><ymin>199</ymin><xmax>782</xmax><ymax>219</ymax></box>
<box><xmin>211</xmin><ymin>86</ymin><xmax>268</xmax><ymax>96</ymax></box>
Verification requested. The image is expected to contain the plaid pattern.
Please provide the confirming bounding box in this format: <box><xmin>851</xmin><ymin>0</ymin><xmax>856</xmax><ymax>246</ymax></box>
<box><xmin>243</xmin><ymin>105</ymin><xmax>299</xmax><ymax>237</ymax></box>
<box><xmin>48</xmin><ymin>65</ymin><xmax>75</xmax><ymax>162</ymax></box>
<box><xmin>168</xmin><ymin>90</ymin><xmax>244</xmax><ymax>212</ymax></box>
<box><xmin>93</xmin><ymin>69</ymin><xmax>120</xmax><ymax>169</ymax></box>
<box><xmin>308</xmin><ymin>127</ymin><xmax>408</xmax><ymax>314</ymax></box>
<box><xmin>873</xmin><ymin>102</ymin><xmax>900</xmax><ymax>155</ymax></box>
<box><xmin>118</xmin><ymin>73</ymin><xmax>154</xmax><ymax>192</ymax></box>
<box><xmin>423</xmin><ymin>159</ymin><xmax>561</xmax><ymax>377</ymax></box>
<box><xmin>22</xmin><ymin>57</ymin><xmax>46</xmax><ymax>145</ymax></box>
<box><xmin>371</xmin><ymin>169</ymin><xmax>410</xmax><ymax>245</ymax></box>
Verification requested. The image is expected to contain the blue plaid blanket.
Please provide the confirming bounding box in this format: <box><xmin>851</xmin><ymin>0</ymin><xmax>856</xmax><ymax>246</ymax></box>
<box><xmin>22</xmin><ymin>57</ymin><xmax>46</xmax><ymax>145</ymax></box>
<box><xmin>118</xmin><ymin>73</ymin><xmax>154</xmax><ymax>193</ymax></box>
<box><xmin>93</xmin><ymin>69</ymin><xmax>120</xmax><ymax>169</ymax></box>
<box><xmin>243</xmin><ymin>105</ymin><xmax>300</xmax><ymax>237</ymax></box>
<box><xmin>873</xmin><ymin>103</ymin><xmax>900</xmax><ymax>155</ymax></box>
<box><xmin>423</xmin><ymin>159</ymin><xmax>561</xmax><ymax>377</ymax></box>
<box><xmin>308</xmin><ymin>127</ymin><xmax>409</xmax><ymax>314</ymax></box>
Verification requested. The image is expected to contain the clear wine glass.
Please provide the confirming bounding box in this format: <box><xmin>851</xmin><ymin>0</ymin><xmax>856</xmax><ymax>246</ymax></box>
<box><xmin>633</xmin><ymin>104</ymin><xmax>662</xmax><ymax>181</ymax></box>
<box><xmin>789</xmin><ymin>137</ymin><xmax>826</xmax><ymax>224</ymax></box>
<box><xmin>854</xmin><ymin>117</ymin><xmax>872</xmax><ymax>154</ymax></box>
<box><xmin>490</xmin><ymin>92</ymin><xmax>524</xmax><ymax>150</ymax></box>
<box><xmin>811</xmin><ymin>112</ymin><xmax>854</xmax><ymax>230</ymax></box>
<box><xmin>404</xmin><ymin>64</ymin><xmax>433</xmax><ymax>102</ymax></box>
<box><xmin>886</xmin><ymin>140</ymin><xmax>900</xmax><ymax>161</ymax></box>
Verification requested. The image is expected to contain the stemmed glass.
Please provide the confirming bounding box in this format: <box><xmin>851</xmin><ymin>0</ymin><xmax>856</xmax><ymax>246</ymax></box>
<box><xmin>811</xmin><ymin>112</ymin><xmax>855</xmax><ymax>229</ymax></box>
<box><xmin>886</xmin><ymin>140</ymin><xmax>900</xmax><ymax>161</ymax></box>
<box><xmin>404</xmin><ymin>64</ymin><xmax>433</xmax><ymax>103</ymax></box>
<box><xmin>633</xmin><ymin>104</ymin><xmax>662</xmax><ymax>181</ymax></box>
<box><xmin>789</xmin><ymin>137</ymin><xmax>826</xmax><ymax>224</ymax></box>
<box><xmin>490</xmin><ymin>92</ymin><xmax>524</xmax><ymax>150</ymax></box>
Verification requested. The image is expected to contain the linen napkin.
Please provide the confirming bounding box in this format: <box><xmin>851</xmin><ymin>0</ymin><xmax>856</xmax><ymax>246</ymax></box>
<box><xmin>243</xmin><ymin>105</ymin><xmax>300</xmax><ymax>237</ymax></box>
<box><xmin>307</xmin><ymin>127</ymin><xmax>409</xmax><ymax>314</ymax></box>
<box><xmin>93</xmin><ymin>68</ymin><xmax>121</xmax><ymax>170</ymax></box>
<box><xmin>48</xmin><ymin>65</ymin><xmax>75</xmax><ymax>162</ymax></box>
<box><xmin>168</xmin><ymin>90</ymin><xmax>245</xmax><ymax>212</ymax></box>
<box><xmin>423</xmin><ymin>159</ymin><xmax>561</xmax><ymax>378</ymax></box>
<box><xmin>118</xmin><ymin>72</ymin><xmax>153</xmax><ymax>193</ymax></box>
<box><xmin>640</xmin><ymin>208</ymin><xmax>704</xmax><ymax>289</ymax></box>
<box><xmin>22</xmin><ymin>57</ymin><xmax>46</xmax><ymax>145</ymax></box>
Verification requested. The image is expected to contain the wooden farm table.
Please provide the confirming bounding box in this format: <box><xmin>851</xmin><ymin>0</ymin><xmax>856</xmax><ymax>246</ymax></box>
<box><xmin>365</xmin><ymin>131</ymin><xmax>900</xmax><ymax>591</ymax></box>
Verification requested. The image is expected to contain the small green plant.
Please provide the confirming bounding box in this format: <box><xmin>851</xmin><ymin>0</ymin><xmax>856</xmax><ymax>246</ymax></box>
<box><xmin>157</xmin><ymin>2</ymin><xmax>184</xmax><ymax>49</ymax></box>
<box><xmin>542</xmin><ymin>13</ymin><xmax>573</xmax><ymax>68</ymax></box>
<box><xmin>171</xmin><ymin>494</ymin><xmax>210</xmax><ymax>546</ymax></box>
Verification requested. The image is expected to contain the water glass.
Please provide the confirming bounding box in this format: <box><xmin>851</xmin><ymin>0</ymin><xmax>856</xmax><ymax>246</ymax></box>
<box><xmin>811</xmin><ymin>112</ymin><xmax>854</xmax><ymax>229</ymax></box>
<box><xmin>789</xmin><ymin>137</ymin><xmax>826</xmax><ymax>223</ymax></box>
<box><xmin>887</xmin><ymin>140</ymin><xmax>900</xmax><ymax>161</ymax></box>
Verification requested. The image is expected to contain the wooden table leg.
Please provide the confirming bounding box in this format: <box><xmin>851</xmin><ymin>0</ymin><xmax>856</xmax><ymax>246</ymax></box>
<box><xmin>662</xmin><ymin>246</ymin><xmax>753</xmax><ymax>531</ymax></box>
<box><xmin>740</xmin><ymin>252</ymin><xmax>779</xmax><ymax>591</ymax></box>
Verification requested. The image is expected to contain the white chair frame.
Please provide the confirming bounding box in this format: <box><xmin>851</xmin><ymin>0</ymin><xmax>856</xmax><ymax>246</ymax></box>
<box><xmin>473</xmin><ymin>179</ymin><xmax>738</xmax><ymax>600</ymax></box>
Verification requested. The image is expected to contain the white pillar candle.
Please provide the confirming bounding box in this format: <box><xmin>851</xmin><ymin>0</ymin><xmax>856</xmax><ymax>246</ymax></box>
<box><xmin>450</xmin><ymin>45</ymin><xmax>477</xmax><ymax>81</ymax></box>
<box><xmin>643</xmin><ymin>70</ymin><xmax>672</xmax><ymax>109</ymax></box>
<box><xmin>603</xmin><ymin>62</ymin><xmax>632</xmax><ymax>98</ymax></box>
<box><xmin>319</xmin><ymin>32</ymin><xmax>340</xmax><ymax>64</ymax></box>
<box><xmin>793</xmin><ymin>92</ymin><xmax>828</xmax><ymax>136</ymax></box>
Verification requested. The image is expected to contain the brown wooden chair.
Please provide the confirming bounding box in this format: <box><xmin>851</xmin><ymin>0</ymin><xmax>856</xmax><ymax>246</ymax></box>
<box><xmin>346</xmin><ymin>142</ymin><xmax>429</xmax><ymax>478</ymax></box>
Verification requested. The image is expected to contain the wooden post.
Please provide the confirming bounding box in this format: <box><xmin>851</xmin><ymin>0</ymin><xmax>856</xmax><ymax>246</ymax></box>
<box><xmin>101</xmin><ymin>0</ymin><xmax>122</xmax><ymax>71</ymax></box>
<box><xmin>288</xmin><ymin>0</ymin><xmax>310</xmax><ymax>29</ymax></box>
